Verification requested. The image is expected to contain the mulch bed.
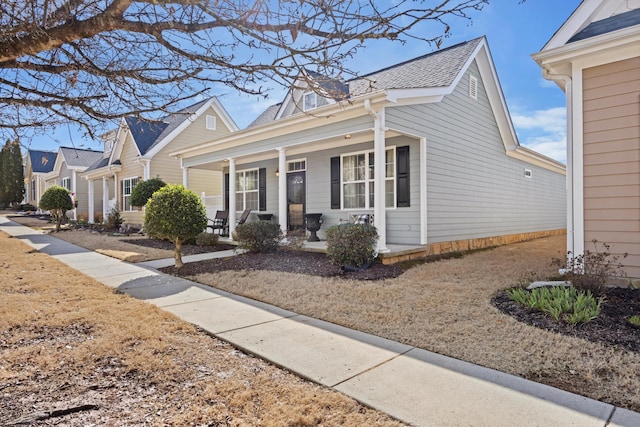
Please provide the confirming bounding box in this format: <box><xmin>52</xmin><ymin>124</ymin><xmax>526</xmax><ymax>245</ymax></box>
<box><xmin>161</xmin><ymin>249</ymin><xmax>405</xmax><ymax>281</ymax></box>
<box><xmin>120</xmin><ymin>238</ymin><xmax>235</xmax><ymax>256</ymax></box>
<box><xmin>492</xmin><ymin>287</ymin><xmax>640</xmax><ymax>353</ymax></box>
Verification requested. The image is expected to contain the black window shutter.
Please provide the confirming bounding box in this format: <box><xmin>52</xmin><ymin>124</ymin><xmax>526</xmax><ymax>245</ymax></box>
<box><xmin>259</xmin><ymin>168</ymin><xmax>266</xmax><ymax>211</ymax></box>
<box><xmin>224</xmin><ymin>173</ymin><xmax>229</xmax><ymax>211</ymax></box>
<box><xmin>330</xmin><ymin>157</ymin><xmax>340</xmax><ymax>209</ymax></box>
<box><xmin>396</xmin><ymin>146</ymin><xmax>410</xmax><ymax>207</ymax></box>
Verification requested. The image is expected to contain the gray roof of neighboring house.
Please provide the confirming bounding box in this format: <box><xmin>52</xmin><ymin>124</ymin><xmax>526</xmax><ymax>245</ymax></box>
<box><xmin>28</xmin><ymin>150</ymin><xmax>57</xmax><ymax>173</ymax></box>
<box><xmin>59</xmin><ymin>147</ymin><xmax>104</xmax><ymax>168</ymax></box>
<box><xmin>568</xmin><ymin>8</ymin><xmax>640</xmax><ymax>43</ymax></box>
<box><xmin>250</xmin><ymin>38</ymin><xmax>483</xmax><ymax>126</ymax></box>
<box><xmin>126</xmin><ymin>98</ymin><xmax>212</xmax><ymax>155</ymax></box>
<box><xmin>247</xmin><ymin>103</ymin><xmax>282</xmax><ymax>128</ymax></box>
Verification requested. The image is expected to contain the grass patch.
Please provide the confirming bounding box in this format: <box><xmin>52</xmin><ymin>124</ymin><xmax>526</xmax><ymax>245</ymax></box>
<box><xmin>629</xmin><ymin>315</ymin><xmax>640</xmax><ymax>327</ymax></box>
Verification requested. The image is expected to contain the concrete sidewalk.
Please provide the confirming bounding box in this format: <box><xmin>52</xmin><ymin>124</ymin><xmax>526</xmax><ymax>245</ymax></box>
<box><xmin>2</xmin><ymin>216</ymin><xmax>638</xmax><ymax>427</ymax></box>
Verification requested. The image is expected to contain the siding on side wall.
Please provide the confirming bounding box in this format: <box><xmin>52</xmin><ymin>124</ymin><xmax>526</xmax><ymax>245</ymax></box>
<box><xmin>583</xmin><ymin>57</ymin><xmax>640</xmax><ymax>278</ymax></box>
<box><xmin>118</xmin><ymin>134</ymin><xmax>145</xmax><ymax>224</ymax></box>
<box><xmin>386</xmin><ymin>60</ymin><xmax>566</xmax><ymax>245</ymax></box>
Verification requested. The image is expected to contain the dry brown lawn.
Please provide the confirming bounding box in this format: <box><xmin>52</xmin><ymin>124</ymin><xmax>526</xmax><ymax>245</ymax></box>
<box><xmin>0</xmin><ymin>230</ymin><xmax>406</xmax><ymax>426</ymax></box>
<box><xmin>7</xmin><ymin>214</ymin><xmax>640</xmax><ymax>414</ymax></box>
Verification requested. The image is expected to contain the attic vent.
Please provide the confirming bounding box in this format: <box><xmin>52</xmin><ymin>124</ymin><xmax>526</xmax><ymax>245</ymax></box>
<box><xmin>469</xmin><ymin>75</ymin><xmax>478</xmax><ymax>100</ymax></box>
<box><xmin>524</xmin><ymin>169</ymin><xmax>532</xmax><ymax>179</ymax></box>
<box><xmin>206</xmin><ymin>115</ymin><xmax>217</xmax><ymax>130</ymax></box>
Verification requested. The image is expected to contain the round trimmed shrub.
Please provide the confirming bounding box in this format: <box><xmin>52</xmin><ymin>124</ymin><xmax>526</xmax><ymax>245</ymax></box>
<box><xmin>130</xmin><ymin>177</ymin><xmax>166</xmax><ymax>208</ymax></box>
<box><xmin>236</xmin><ymin>221</ymin><xmax>282</xmax><ymax>253</ymax></box>
<box><xmin>325</xmin><ymin>223</ymin><xmax>378</xmax><ymax>267</ymax></box>
<box><xmin>144</xmin><ymin>184</ymin><xmax>207</xmax><ymax>267</ymax></box>
<box><xmin>195</xmin><ymin>232</ymin><xmax>219</xmax><ymax>247</ymax></box>
<box><xmin>39</xmin><ymin>186</ymin><xmax>73</xmax><ymax>232</ymax></box>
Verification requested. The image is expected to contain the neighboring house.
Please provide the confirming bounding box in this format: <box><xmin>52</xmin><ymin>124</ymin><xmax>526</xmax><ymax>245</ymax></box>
<box><xmin>532</xmin><ymin>0</ymin><xmax>640</xmax><ymax>279</ymax></box>
<box><xmin>82</xmin><ymin>96</ymin><xmax>239</xmax><ymax>225</ymax></box>
<box><xmin>172</xmin><ymin>36</ymin><xmax>567</xmax><ymax>256</ymax></box>
<box><xmin>44</xmin><ymin>147</ymin><xmax>104</xmax><ymax>221</ymax></box>
<box><xmin>23</xmin><ymin>149</ymin><xmax>57</xmax><ymax>211</ymax></box>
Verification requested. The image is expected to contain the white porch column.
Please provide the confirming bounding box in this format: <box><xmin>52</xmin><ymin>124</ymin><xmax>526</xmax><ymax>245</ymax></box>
<box><xmin>277</xmin><ymin>148</ymin><xmax>287</xmax><ymax>234</ymax></box>
<box><xmin>142</xmin><ymin>160</ymin><xmax>151</xmax><ymax>180</ymax></box>
<box><xmin>88</xmin><ymin>179</ymin><xmax>95</xmax><ymax>224</ymax></box>
<box><xmin>102</xmin><ymin>177</ymin><xmax>109</xmax><ymax>220</ymax></box>
<box><xmin>228</xmin><ymin>158</ymin><xmax>237</xmax><ymax>235</ymax></box>
<box><xmin>371</xmin><ymin>105</ymin><xmax>389</xmax><ymax>253</ymax></box>
<box><xmin>71</xmin><ymin>170</ymin><xmax>77</xmax><ymax>221</ymax></box>
<box><xmin>182</xmin><ymin>167</ymin><xmax>189</xmax><ymax>188</ymax></box>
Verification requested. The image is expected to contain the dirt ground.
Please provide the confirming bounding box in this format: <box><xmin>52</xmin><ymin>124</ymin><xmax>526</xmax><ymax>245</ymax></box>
<box><xmin>7</xmin><ymin>214</ymin><xmax>640</xmax><ymax>413</ymax></box>
<box><xmin>0</xmin><ymin>221</ymin><xmax>406</xmax><ymax>426</ymax></box>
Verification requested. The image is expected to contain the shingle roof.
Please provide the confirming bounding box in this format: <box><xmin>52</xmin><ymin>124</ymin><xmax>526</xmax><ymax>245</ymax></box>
<box><xmin>568</xmin><ymin>8</ymin><xmax>640</xmax><ymax>43</ymax></box>
<box><xmin>28</xmin><ymin>150</ymin><xmax>57</xmax><ymax>173</ymax></box>
<box><xmin>247</xmin><ymin>103</ymin><xmax>282</xmax><ymax>128</ymax></box>
<box><xmin>59</xmin><ymin>147</ymin><xmax>104</xmax><ymax>168</ymax></box>
<box><xmin>348</xmin><ymin>37</ymin><xmax>483</xmax><ymax>96</ymax></box>
<box><xmin>126</xmin><ymin>98</ymin><xmax>213</xmax><ymax>155</ymax></box>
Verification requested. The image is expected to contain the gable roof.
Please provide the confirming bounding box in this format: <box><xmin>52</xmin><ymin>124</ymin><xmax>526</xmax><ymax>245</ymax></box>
<box><xmin>27</xmin><ymin>150</ymin><xmax>57</xmax><ymax>174</ymax></box>
<box><xmin>58</xmin><ymin>147</ymin><xmax>104</xmax><ymax>169</ymax></box>
<box><xmin>124</xmin><ymin>116</ymin><xmax>169</xmax><ymax>156</ymax></box>
<box><xmin>568</xmin><ymin>8</ymin><xmax>640</xmax><ymax>43</ymax></box>
<box><xmin>349</xmin><ymin>38</ymin><xmax>483</xmax><ymax>96</ymax></box>
<box><xmin>248</xmin><ymin>103</ymin><xmax>282</xmax><ymax>128</ymax></box>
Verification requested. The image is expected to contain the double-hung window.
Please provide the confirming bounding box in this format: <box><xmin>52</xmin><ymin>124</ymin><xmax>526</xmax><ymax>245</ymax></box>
<box><xmin>61</xmin><ymin>177</ymin><xmax>71</xmax><ymax>190</ymax></box>
<box><xmin>303</xmin><ymin>92</ymin><xmax>317</xmax><ymax>111</ymax></box>
<box><xmin>341</xmin><ymin>148</ymin><xmax>395</xmax><ymax>209</ymax></box>
<box><xmin>236</xmin><ymin>169</ymin><xmax>259</xmax><ymax>212</ymax></box>
<box><xmin>122</xmin><ymin>177</ymin><xmax>139</xmax><ymax>211</ymax></box>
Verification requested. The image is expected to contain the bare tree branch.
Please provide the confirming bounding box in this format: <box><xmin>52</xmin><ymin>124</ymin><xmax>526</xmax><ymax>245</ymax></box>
<box><xmin>0</xmin><ymin>0</ymin><xmax>489</xmax><ymax>139</ymax></box>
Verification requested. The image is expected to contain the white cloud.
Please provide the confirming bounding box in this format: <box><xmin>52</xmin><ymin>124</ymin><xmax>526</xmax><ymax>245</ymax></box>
<box><xmin>512</xmin><ymin>107</ymin><xmax>567</xmax><ymax>164</ymax></box>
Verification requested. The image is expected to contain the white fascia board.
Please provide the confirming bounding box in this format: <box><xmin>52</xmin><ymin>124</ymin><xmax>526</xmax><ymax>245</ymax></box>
<box><xmin>110</xmin><ymin>117</ymin><xmax>132</xmax><ymax>164</ymax></box>
<box><xmin>385</xmin><ymin>88</ymin><xmax>447</xmax><ymax>105</ymax></box>
<box><xmin>542</xmin><ymin>0</ymin><xmax>605</xmax><ymax>50</ymax></box>
<box><xmin>170</xmin><ymin>91</ymin><xmax>387</xmax><ymax>160</ymax></box>
<box><xmin>506</xmin><ymin>147</ymin><xmax>566</xmax><ymax>175</ymax></box>
<box><xmin>82</xmin><ymin>164</ymin><xmax>122</xmax><ymax>180</ymax></box>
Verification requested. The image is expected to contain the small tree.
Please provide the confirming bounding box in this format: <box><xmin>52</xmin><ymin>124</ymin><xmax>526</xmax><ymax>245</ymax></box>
<box><xmin>144</xmin><ymin>184</ymin><xmax>207</xmax><ymax>268</ymax></box>
<box><xmin>130</xmin><ymin>177</ymin><xmax>166</xmax><ymax>208</ymax></box>
<box><xmin>0</xmin><ymin>139</ymin><xmax>24</xmax><ymax>208</ymax></box>
<box><xmin>39</xmin><ymin>186</ymin><xmax>73</xmax><ymax>232</ymax></box>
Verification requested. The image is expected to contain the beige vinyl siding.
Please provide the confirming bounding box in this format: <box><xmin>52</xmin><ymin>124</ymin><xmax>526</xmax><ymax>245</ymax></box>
<box><xmin>119</xmin><ymin>134</ymin><xmax>144</xmax><ymax>224</ymax></box>
<box><xmin>583</xmin><ymin>57</ymin><xmax>640</xmax><ymax>278</ymax></box>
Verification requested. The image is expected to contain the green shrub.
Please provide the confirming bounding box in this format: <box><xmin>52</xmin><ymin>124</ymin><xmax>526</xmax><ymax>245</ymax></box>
<box><xmin>628</xmin><ymin>315</ymin><xmax>640</xmax><ymax>327</ymax></box>
<box><xmin>144</xmin><ymin>184</ymin><xmax>207</xmax><ymax>268</ymax></box>
<box><xmin>38</xmin><ymin>186</ymin><xmax>73</xmax><ymax>232</ymax></box>
<box><xmin>20</xmin><ymin>203</ymin><xmax>36</xmax><ymax>212</ymax></box>
<box><xmin>507</xmin><ymin>286</ymin><xmax>604</xmax><ymax>325</ymax></box>
<box><xmin>195</xmin><ymin>232</ymin><xmax>219</xmax><ymax>247</ymax></box>
<box><xmin>325</xmin><ymin>223</ymin><xmax>378</xmax><ymax>267</ymax></box>
<box><xmin>106</xmin><ymin>205</ymin><xmax>124</xmax><ymax>229</ymax></box>
<box><xmin>235</xmin><ymin>221</ymin><xmax>282</xmax><ymax>253</ymax></box>
<box><xmin>130</xmin><ymin>177</ymin><xmax>166</xmax><ymax>208</ymax></box>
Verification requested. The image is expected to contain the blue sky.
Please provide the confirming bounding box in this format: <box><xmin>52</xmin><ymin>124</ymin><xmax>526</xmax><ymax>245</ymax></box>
<box><xmin>32</xmin><ymin>0</ymin><xmax>582</xmax><ymax>164</ymax></box>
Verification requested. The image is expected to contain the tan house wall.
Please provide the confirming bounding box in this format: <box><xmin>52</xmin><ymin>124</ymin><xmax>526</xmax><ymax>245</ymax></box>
<box><xmin>119</xmin><ymin>133</ymin><xmax>145</xmax><ymax>225</ymax></box>
<box><xmin>582</xmin><ymin>57</ymin><xmax>640</xmax><ymax>278</ymax></box>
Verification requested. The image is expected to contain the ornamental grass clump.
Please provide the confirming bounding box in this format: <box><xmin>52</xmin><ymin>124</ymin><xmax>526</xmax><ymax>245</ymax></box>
<box><xmin>507</xmin><ymin>286</ymin><xmax>604</xmax><ymax>325</ymax></box>
<box><xmin>144</xmin><ymin>184</ymin><xmax>207</xmax><ymax>268</ymax></box>
<box><xmin>325</xmin><ymin>223</ymin><xmax>378</xmax><ymax>268</ymax></box>
<box><xmin>235</xmin><ymin>221</ymin><xmax>282</xmax><ymax>253</ymax></box>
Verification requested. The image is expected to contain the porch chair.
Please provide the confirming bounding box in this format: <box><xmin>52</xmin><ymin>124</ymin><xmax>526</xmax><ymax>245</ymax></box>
<box><xmin>207</xmin><ymin>210</ymin><xmax>229</xmax><ymax>236</ymax></box>
<box><xmin>236</xmin><ymin>209</ymin><xmax>252</xmax><ymax>226</ymax></box>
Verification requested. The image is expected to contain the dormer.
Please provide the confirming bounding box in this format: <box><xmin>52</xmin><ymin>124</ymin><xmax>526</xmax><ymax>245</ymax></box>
<box><xmin>275</xmin><ymin>70</ymin><xmax>349</xmax><ymax>120</ymax></box>
<box><xmin>100</xmin><ymin>129</ymin><xmax>117</xmax><ymax>159</ymax></box>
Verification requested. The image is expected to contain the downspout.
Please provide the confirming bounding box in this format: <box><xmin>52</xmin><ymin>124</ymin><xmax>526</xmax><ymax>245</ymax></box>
<box><xmin>364</xmin><ymin>99</ymin><xmax>389</xmax><ymax>253</ymax></box>
<box><xmin>543</xmin><ymin>69</ymin><xmax>573</xmax><ymax>265</ymax></box>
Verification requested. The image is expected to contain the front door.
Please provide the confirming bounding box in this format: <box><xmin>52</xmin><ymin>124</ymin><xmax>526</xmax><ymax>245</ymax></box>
<box><xmin>287</xmin><ymin>171</ymin><xmax>306</xmax><ymax>231</ymax></box>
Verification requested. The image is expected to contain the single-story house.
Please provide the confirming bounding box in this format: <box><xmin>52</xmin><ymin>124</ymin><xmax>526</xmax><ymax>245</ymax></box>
<box><xmin>532</xmin><ymin>0</ymin><xmax>640</xmax><ymax>279</ymax></box>
<box><xmin>23</xmin><ymin>149</ymin><xmax>57</xmax><ymax>211</ymax></box>
<box><xmin>172</xmin><ymin>36</ymin><xmax>567</xmax><ymax>255</ymax></box>
<box><xmin>44</xmin><ymin>147</ymin><xmax>104</xmax><ymax>222</ymax></box>
<box><xmin>82</xmin><ymin>96</ymin><xmax>239</xmax><ymax>225</ymax></box>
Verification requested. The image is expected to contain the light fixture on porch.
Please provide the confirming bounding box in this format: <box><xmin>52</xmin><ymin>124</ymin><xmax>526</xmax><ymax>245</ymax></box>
<box><xmin>275</xmin><ymin>169</ymin><xmax>279</xmax><ymax>177</ymax></box>
<box><xmin>344</xmin><ymin>134</ymin><xmax>352</xmax><ymax>139</ymax></box>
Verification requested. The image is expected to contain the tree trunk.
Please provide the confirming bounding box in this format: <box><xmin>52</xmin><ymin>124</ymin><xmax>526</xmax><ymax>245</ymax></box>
<box><xmin>174</xmin><ymin>238</ymin><xmax>183</xmax><ymax>268</ymax></box>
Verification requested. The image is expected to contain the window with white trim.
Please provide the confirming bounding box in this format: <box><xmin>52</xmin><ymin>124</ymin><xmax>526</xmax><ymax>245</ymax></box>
<box><xmin>341</xmin><ymin>148</ymin><xmax>395</xmax><ymax>209</ymax></box>
<box><xmin>303</xmin><ymin>92</ymin><xmax>317</xmax><ymax>111</ymax></box>
<box><xmin>287</xmin><ymin>159</ymin><xmax>306</xmax><ymax>172</ymax></box>
<box><xmin>206</xmin><ymin>115</ymin><xmax>217</xmax><ymax>130</ymax></box>
<box><xmin>122</xmin><ymin>176</ymin><xmax>140</xmax><ymax>211</ymax></box>
<box><xmin>61</xmin><ymin>177</ymin><xmax>71</xmax><ymax>190</ymax></box>
<box><xmin>235</xmin><ymin>169</ymin><xmax>259</xmax><ymax>212</ymax></box>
